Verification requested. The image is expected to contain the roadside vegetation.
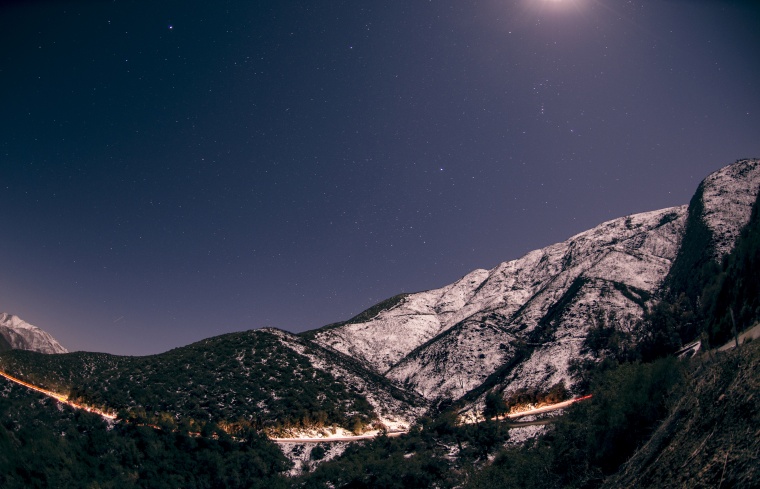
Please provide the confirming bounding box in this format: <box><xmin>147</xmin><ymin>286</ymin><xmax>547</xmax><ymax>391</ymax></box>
<box><xmin>0</xmin><ymin>379</ymin><xmax>290</xmax><ymax>489</ymax></box>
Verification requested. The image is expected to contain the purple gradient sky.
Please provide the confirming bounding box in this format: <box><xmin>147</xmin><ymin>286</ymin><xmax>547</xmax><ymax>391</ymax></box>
<box><xmin>1</xmin><ymin>0</ymin><xmax>759</xmax><ymax>355</ymax></box>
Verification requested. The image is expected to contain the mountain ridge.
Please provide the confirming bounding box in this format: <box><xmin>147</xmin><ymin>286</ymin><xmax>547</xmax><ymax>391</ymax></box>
<box><xmin>308</xmin><ymin>205</ymin><xmax>689</xmax><ymax>401</ymax></box>
<box><xmin>0</xmin><ymin>327</ymin><xmax>422</xmax><ymax>435</ymax></box>
<box><xmin>307</xmin><ymin>158</ymin><xmax>760</xmax><ymax>405</ymax></box>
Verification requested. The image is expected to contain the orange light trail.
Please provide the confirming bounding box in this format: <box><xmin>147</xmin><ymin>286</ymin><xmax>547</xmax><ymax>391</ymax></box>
<box><xmin>0</xmin><ymin>369</ymin><xmax>117</xmax><ymax>420</ymax></box>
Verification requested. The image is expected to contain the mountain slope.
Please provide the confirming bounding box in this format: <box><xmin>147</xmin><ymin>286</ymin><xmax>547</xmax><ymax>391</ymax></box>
<box><xmin>304</xmin><ymin>270</ymin><xmax>492</xmax><ymax>374</ymax></box>
<box><xmin>387</xmin><ymin>206</ymin><xmax>687</xmax><ymax>401</ymax></box>
<box><xmin>0</xmin><ymin>328</ymin><xmax>421</xmax><ymax>433</ymax></box>
<box><xmin>306</xmin><ymin>159</ymin><xmax>760</xmax><ymax>403</ymax></box>
<box><xmin>0</xmin><ymin>373</ymin><xmax>291</xmax><ymax>488</ymax></box>
<box><xmin>309</xmin><ymin>206</ymin><xmax>687</xmax><ymax>401</ymax></box>
<box><xmin>0</xmin><ymin>313</ymin><xmax>67</xmax><ymax>354</ymax></box>
<box><xmin>266</xmin><ymin>328</ymin><xmax>425</xmax><ymax>428</ymax></box>
<box><xmin>666</xmin><ymin>159</ymin><xmax>760</xmax><ymax>301</ymax></box>
<box><xmin>601</xmin><ymin>339</ymin><xmax>760</xmax><ymax>489</ymax></box>
<box><xmin>3</xmin><ymin>158</ymin><xmax>757</xmax><ymax>449</ymax></box>
<box><xmin>701</xmin><ymin>159</ymin><xmax>760</xmax><ymax>258</ymax></box>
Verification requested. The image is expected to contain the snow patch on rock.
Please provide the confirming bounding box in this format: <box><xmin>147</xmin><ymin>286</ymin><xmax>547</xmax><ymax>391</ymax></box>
<box><xmin>279</xmin><ymin>441</ymin><xmax>350</xmax><ymax>477</ymax></box>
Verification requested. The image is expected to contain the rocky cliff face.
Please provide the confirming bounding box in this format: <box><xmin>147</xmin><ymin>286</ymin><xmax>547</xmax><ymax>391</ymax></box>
<box><xmin>0</xmin><ymin>313</ymin><xmax>68</xmax><ymax>354</ymax></box>
<box><xmin>700</xmin><ymin>159</ymin><xmax>760</xmax><ymax>258</ymax></box>
<box><xmin>308</xmin><ymin>159</ymin><xmax>760</xmax><ymax>403</ymax></box>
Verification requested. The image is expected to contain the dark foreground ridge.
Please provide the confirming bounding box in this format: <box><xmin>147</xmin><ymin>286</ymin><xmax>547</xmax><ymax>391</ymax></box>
<box><xmin>602</xmin><ymin>339</ymin><xmax>760</xmax><ymax>489</ymax></box>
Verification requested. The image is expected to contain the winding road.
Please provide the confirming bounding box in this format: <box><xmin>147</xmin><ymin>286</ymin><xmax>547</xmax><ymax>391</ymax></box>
<box><xmin>0</xmin><ymin>369</ymin><xmax>117</xmax><ymax>420</ymax></box>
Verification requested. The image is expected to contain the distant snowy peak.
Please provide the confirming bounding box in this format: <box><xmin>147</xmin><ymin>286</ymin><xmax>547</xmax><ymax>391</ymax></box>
<box><xmin>699</xmin><ymin>158</ymin><xmax>760</xmax><ymax>258</ymax></box>
<box><xmin>0</xmin><ymin>313</ymin><xmax>68</xmax><ymax>354</ymax></box>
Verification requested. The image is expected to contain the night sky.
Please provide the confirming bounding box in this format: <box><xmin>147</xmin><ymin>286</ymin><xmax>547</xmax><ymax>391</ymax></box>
<box><xmin>1</xmin><ymin>1</ymin><xmax>759</xmax><ymax>355</ymax></box>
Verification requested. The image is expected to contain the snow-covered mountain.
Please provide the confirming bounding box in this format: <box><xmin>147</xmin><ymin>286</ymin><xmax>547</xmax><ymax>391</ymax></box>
<box><xmin>307</xmin><ymin>159</ymin><xmax>760</xmax><ymax>403</ymax></box>
<box><xmin>3</xmin><ymin>158</ymin><xmax>758</xmax><ymax>435</ymax></box>
<box><xmin>0</xmin><ymin>313</ymin><xmax>68</xmax><ymax>354</ymax></box>
<box><xmin>310</xmin><ymin>206</ymin><xmax>686</xmax><ymax>400</ymax></box>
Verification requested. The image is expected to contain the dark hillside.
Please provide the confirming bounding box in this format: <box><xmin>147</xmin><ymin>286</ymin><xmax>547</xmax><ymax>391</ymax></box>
<box><xmin>0</xmin><ymin>330</ymin><xmax>377</xmax><ymax>433</ymax></box>
<box><xmin>463</xmin><ymin>342</ymin><xmax>758</xmax><ymax>489</ymax></box>
<box><xmin>641</xmin><ymin>178</ymin><xmax>760</xmax><ymax>358</ymax></box>
<box><xmin>0</xmin><ymin>376</ymin><xmax>290</xmax><ymax>488</ymax></box>
<box><xmin>702</xmin><ymin>189</ymin><xmax>760</xmax><ymax>346</ymax></box>
<box><xmin>663</xmin><ymin>181</ymin><xmax>717</xmax><ymax>312</ymax></box>
<box><xmin>602</xmin><ymin>340</ymin><xmax>760</xmax><ymax>489</ymax></box>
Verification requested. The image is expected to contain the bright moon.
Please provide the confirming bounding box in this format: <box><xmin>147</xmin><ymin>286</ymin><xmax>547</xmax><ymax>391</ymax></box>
<box><xmin>535</xmin><ymin>0</ymin><xmax>586</xmax><ymax>12</ymax></box>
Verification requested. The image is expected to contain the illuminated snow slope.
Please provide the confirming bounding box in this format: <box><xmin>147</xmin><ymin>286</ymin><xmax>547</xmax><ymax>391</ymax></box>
<box><xmin>0</xmin><ymin>312</ymin><xmax>67</xmax><ymax>354</ymax></box>
<box><xmin>310</xmin><ymin>159</ymin><xmax>760</xmax><ymax>402</ymax></box>
<box><xmin>700</xmin><ymin>159</ymin><xmax>760</xmax><ymax>258</ymax></box>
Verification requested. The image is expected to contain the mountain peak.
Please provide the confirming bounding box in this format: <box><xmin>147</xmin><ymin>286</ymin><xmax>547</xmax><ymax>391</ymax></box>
<box><xmin>0</xmin><ymin>312</ymin><xmax>68</xmax><ymax>354</ymax></box>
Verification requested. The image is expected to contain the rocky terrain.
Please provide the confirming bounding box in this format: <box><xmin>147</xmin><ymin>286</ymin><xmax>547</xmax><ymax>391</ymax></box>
<box><xmin>308</xmin><ymin>159</ymin><xmax>760</xmax><ymax>409</ymax></box>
